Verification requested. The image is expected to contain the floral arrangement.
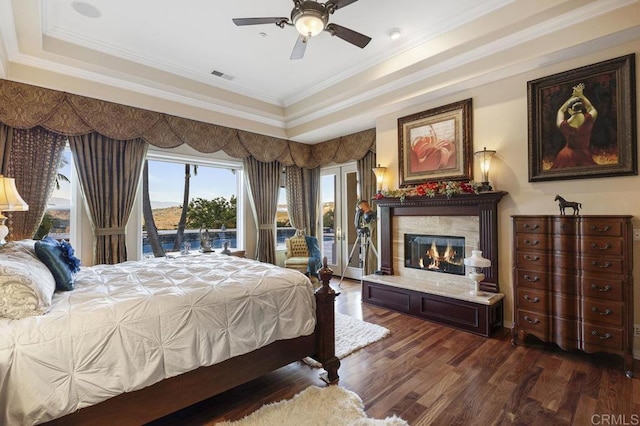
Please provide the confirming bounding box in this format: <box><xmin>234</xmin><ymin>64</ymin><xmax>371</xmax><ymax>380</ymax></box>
<box><xmin>376</xmin><ymin>181</ymin><xmax>481</xmax><ymax>201</ymax></box>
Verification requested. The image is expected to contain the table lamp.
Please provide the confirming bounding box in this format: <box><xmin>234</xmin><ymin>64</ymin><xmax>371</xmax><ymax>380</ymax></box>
<box><xmin>463</xmin><ymin>249</ymin><xmax>491</xmax><ymax>296</ymax></box>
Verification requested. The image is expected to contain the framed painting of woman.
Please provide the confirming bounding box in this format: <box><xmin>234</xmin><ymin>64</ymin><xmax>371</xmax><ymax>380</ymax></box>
<box><xmin>528</xmin><ymin>54</ymin><xmax>636</xmax><ymax>181</ymax></box>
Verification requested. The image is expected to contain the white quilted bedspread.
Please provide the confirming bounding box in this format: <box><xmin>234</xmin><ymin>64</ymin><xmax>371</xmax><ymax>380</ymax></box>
<box><xmin>0</xmin><ymin>254</ymin><xmax>316</xmax><ymax>425</ymax></box>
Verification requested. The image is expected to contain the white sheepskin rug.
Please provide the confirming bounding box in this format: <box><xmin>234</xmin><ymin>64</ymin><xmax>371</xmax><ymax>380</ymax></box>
<box><xmin>304</xmin><ymin>313</ymin><xmax>390</xmax><ymax>368</ymax></box>
<box><xmin>216</xmin><ymin>385</ymin><xmax>408</xmax><ymax>426</ymax></box>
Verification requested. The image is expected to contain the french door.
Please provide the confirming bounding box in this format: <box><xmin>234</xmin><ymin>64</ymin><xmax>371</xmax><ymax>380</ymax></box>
<box><xmin>320</xmin><ymin>163</ymin><xmax>362</xmax><ymax>280</ymax></box>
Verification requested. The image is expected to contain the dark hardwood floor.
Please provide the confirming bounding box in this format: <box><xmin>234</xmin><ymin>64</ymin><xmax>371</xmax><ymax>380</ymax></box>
<box><xmin>151</xmin><ymin>279</ymin><xmax>639</xmax><ymax>425</ymax></box>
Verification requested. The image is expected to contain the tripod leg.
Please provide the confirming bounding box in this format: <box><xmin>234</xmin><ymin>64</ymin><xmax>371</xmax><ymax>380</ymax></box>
<box><xmin>338</xmin><ymin>236</ymin><xmax>361</xmax><ymax>287</ymax></box>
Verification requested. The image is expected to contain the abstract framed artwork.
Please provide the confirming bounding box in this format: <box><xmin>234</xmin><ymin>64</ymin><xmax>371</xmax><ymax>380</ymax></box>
<box><xmin>528</xmin><ymin>54</ymin><xmax>637</xmax><ymax>182</ymax></box>
<box><xmin>398</xmin><ymin>98</ymin><xmax>472</xmax><ymax>187</ymax></box>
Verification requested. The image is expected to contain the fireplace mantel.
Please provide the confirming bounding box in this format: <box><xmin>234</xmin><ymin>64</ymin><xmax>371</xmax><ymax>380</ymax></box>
<box><xmin>374</xmin><ymin>191</ymin><xmax>507</xmax><ymax>293</ymax></box>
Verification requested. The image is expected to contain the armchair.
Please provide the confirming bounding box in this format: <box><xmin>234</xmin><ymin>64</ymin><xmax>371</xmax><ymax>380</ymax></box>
<box><xmin>284</xmin><ymin>231</ymin><xmax>322</xmax><ymax>284</ymax></box>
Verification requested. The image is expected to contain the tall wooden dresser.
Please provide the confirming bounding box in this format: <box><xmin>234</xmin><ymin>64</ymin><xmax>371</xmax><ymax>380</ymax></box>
<box><xmin>511</xmin><ymin>215</ymin><xmax>634</xmax><ymax>377</ymax></box>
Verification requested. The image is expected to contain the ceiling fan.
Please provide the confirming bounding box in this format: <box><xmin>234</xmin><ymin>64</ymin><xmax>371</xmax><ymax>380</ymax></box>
<box><xmin>232</xmin><ymin>0</ymin><xmax>371</xmax><ymax>60</ymax></box>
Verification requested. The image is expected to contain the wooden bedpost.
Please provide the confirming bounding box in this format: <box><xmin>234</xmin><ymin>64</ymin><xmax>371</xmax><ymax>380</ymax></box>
<box><xmin>314</xmin><ymin>256</ymin><xmax>340</xmax><ymax>383</ymax></box>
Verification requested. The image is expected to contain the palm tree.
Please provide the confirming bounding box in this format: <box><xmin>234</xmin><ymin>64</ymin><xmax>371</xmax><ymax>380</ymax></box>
<box><xmin>142</xmin><ymin>160</ymin><xmax>164</xmax><ymax>257</ymax></box>
<box><xmin>54</xmin><ymin>156</ymin><xmax>70</xmax><ymax>190</ymax></box>
<box><xmin>172</xmin><ymin>164</ymin><xmax>197</xmax><ymax>251</ymax></box>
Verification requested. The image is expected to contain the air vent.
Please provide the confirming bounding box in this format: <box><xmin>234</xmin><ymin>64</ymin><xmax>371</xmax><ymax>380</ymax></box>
<box><xmin>211</xmin><ymin>70</ymin><xmax>234</xmax><ymax>81</ymax></box>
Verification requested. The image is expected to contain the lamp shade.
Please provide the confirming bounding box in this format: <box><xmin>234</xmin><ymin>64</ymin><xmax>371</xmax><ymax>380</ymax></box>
<box><xmin>372</xmin><ymin>164</ymin><xmax>386</xmax><ymax>192</ymax></box>
<box><xmin>464</xmin><ymin>250</ymin><xmax>491</xmax><ymax>268</ymax></box>
<box><xmin>0</xmin><ymin>175</ymin><xmax>29</xmax><ymax>212</ymax></box>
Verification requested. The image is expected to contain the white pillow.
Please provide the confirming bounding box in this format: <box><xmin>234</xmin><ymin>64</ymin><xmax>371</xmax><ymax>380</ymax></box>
<box><xmin>0</xmin><ymin>242</ymin><xmax>56</xmax><ymax>319</ymax></box>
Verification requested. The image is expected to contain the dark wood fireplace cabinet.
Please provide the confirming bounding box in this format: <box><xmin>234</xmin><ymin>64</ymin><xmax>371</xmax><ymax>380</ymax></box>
<box><xmin>362</xmin><ymin>192</ymin><xmax>507</xmax><ymax>337</ymax></box>
<box><xmin>511</xmin><ymin>215</ymin><xmax>634</xmax><ymax>377</ymax></box>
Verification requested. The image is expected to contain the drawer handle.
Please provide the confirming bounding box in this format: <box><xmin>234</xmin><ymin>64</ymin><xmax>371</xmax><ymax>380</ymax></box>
<box><xmin>590</xmin><ymin>243</ymin><xmax>612</xmax><ymax>250</ymax></box>
<box><xmin>591</xmin><ymin>330</ymin><xmax>612</xmax><ymax>340</ymax></box>
<box><xmin>524</xmin><ymin>224</ymin><xmax>539</xmax><ymax>230</ymax></box>
<box><xmin>591</xmin><ymin>307</ymin><xmax>613</xmax><ymax>315</ymax></box>
<box><xmin>524</xmin><ymin>239</ymin><xmax>540</xmax><ymax>246</ymax></box>
<box><xmin>523</xmin><ymin>274</ymin><xmax>540</xmax><ymax>282</ymax></box>
<box><xmin>591</xmin><ymin>261</ymin><xmax>612</xmax><ymax>269</ymax></box>
<box><xmin>591</xmin><ymin>225</ymin><xmax>611</xmax><ymax>232</ymax></box>
<box><xmin>590</xmin><ymin>284</ymin><xmax>612</xmax><ymax>292</ymax></box>
<box><xmin>524</xmin><ymin>295</ymin><xmax>540</xmax><ymax>303</ymax></box>
<box><xmin>524</xmin><ymin>255</ymin><xmax>540</xmax><ymax>262</ymax></box>
<box><xmin>523</xmin><ymin>315</ymin><xmax>540</xmax><ymax>324</ymax></box>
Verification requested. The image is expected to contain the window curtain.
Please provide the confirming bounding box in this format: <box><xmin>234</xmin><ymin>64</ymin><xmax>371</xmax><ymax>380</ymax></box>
<box><xmin>357</xmin><ymin>151</ymin><xmax>377</xmax><ymax>275</ymax></box>
<box><xmin>69</xmin><ymin>133</ymin><xmax>147</xmax><ymax>265</ymax></box>
<box><xmin>0</xmin><ymin>122</ymin><xmax>13</xmax><ymax>174</ymax></box>
<box><xmin>5</xmin><ymin>126</ymin><xmax>66</xmax><ymax>241</ymax></box>
<box><xmin>284</xmin><ymin>165</ymin><xmax>320</xmax><ymax>237</ymax></box>
<box><xmin>244</xmin><ymin>157</ymin><xmax>281</xmax><ymax>264</ymax></box>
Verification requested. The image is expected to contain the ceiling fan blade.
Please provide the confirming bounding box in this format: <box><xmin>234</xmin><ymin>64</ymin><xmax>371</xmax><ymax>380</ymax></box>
<box><xmin>325</xmin><ymin>23</ymin><xmax>371</xmax><ymax>49</ymax></box>
<box><xmin>326</xmin><ymin>0</ymin><xmax>360</xmax><ymax>10</ymax></box>
<box><xmin>290</xmin><ymin>35</ymin><xmax>308</xmax><ymax>60</ymax></box>
<box><xmin>232</xmin><ymin>17</ymin><xmax>289</xmax><ymax>26</ymax></box>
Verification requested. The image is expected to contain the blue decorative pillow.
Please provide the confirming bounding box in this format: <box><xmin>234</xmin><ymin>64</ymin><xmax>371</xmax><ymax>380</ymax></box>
<box><xmin>34</xmin><ymin>237</ymin><xmax>81</xmax><ymax>291</ymax></box>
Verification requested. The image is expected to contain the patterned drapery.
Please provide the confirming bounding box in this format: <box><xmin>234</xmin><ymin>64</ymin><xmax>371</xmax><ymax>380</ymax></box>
<box><xmin>0</xmin><ymin>79</ymin><xmax>376</xmax><ymax>168</ymax></box>
<box><xmin>5</xmin><ymin>126</ymin><xmax>67</xmax><ymax>241</ymax></box>
<box><xmin>70</xmin><ymin>133</ymin><xmax>148</xmax><ymax>265</ymax></box>
<box><xmin>0</xmin><ymin>122</ymin><xmax>13</xmax><ymax>174</ymax></box>
<box><xmin>244</xmin><ymin>157</ymin><xmax>282</xmax><ymax>264</ymax></box>
<box><xmin>357</xmin><ymin>151</ymin><xmax>378</xmax><ymax>275</ymax></box>
<box><xmin>285</xmin><ymin>166</ymin><xmax>320</xmax><ymax>237</ymax></box>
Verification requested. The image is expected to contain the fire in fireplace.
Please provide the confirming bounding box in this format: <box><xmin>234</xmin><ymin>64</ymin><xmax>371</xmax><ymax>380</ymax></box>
<box><xmin>404</xmin><ymin>234</ymin><xmax>465</xmax><ymax>276</ymax></box>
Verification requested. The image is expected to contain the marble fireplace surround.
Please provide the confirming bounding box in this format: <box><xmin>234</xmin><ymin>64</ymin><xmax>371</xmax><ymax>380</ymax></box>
<box><xmin>374</xmin><ymin>191</ymin><xmax>507</xmax><ymax>294</ymax></box>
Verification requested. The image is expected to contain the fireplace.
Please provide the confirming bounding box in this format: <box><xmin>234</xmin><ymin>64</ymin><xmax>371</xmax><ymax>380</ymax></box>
<box><xmin>404</xmin><ymin>234</ymin><xmax>465</xmax><ymax>276</ymax></box>
<box><xmin>361</xmin><ymin>191</ymin><xmax>507</xmax><ymax>337</ymax></box>
<box><xmin>374</xmin><ymin>191</ymin><xmax>506</xmax><ymax>293</ymax></box>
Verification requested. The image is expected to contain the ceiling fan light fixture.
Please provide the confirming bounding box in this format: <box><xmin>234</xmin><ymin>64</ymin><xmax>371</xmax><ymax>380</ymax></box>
<box><xmin>292</xmin><ymin>2</ymin><xmax>328</xmax><ymax>37</ymax></box>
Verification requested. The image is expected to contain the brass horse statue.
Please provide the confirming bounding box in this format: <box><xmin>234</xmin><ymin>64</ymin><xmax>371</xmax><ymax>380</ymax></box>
<box><xmin>554</xmin><ymin>195</ymin><xmax>581</xmax><ymax>215</ymax></box>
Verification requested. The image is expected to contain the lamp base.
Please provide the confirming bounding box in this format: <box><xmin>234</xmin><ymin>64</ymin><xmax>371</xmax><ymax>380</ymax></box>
<box><xmin>0</xmin><ymin>215</ymin><xmax>8</xmax><ymax>245</ymax></box>
<box><xmin>468</xmin><ymin>271</ymin><xmax>486</xmax><ymax>296</ymax></box>
<box><xmin>478</xmin><ymin>181</ymin><xmax>493</xmax><ymax>192</ymax></box>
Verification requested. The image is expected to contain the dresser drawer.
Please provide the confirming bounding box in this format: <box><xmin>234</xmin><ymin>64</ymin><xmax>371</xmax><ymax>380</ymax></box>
<box><xmin>581</xmin><ymin>220</ymin><xmax>623</xmax><ymax>237</ymax></box>
<box><xmin>581</xmin><ymin>277</ymin><xmax>623</xmax><ymax>301</ymax></box>
<box><xmin>517</xmin><ymin>309</ymin><xmax>549</xmax><ymax>337</ymax></box>
<box><xmin>583</xmin><ymin>299</ymin><xmax>624</xmax><ymax>326</ymax></box>
<box><xmin>583</xmin><ymin>324</ymin><xmax>624</xmax><ymax>351</ymax></box>
<box><xmin>514</xmin><ymin>218</ymin><xmax>547</xmax><ymax>234</ymax></box>
<box><xmin>581</xmin><ymin>237</ymin><xmax>623</xmax><ymax>256</ymax></box>
<box><xmin>516</xmin><ymin>288</ymin><xmax>547</xmax><ymax>313</ymax></box>
<box><xmin>514</xmin><ymin>269</ymin><xmax>548</xmax><ymax>290</ymax></box>
<box><xmin>552</xmin><ymin>217</ymin><xmax>577</xmax><ymax>235</ymax></box>
<box><xmin>515</xmin><ymin>251</ymin><xmax>548</xmax><ymax>270</ymax></box>
<box><xmin>582</xmin><ymin>256</ymin><xmax>623</xmax><ymax>274</ymax></box>
<box><xmin>516</xmin><ymin>234</ymin><xmax>548</xmax><ymax>250</ymax></box>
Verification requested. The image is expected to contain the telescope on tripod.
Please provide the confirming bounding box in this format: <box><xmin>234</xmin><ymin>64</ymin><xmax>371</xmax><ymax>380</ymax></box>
<box><xmin>339</xmin><ymin>200</ymin><xmax>379</xmax><ymax>286</ymax></box>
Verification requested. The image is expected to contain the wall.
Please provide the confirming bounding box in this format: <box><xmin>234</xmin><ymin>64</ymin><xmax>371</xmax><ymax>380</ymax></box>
<box><xmin>375</xmin><ymin>41</ymin><xmax>640</xmax><ymax>353</ymax></box>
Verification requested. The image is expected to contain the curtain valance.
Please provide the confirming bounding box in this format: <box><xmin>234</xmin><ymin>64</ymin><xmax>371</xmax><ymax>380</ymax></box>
<box><xmin>0</xmin><ymin>79</ymin><xmax>375</xmax><ymax>168</ymax></box>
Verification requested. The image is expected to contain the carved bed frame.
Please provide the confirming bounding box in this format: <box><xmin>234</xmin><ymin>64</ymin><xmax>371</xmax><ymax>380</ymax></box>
<box><xmin>46</xmin><ymin>264</ymin><xmax>339</xmax><ymax>425</ymax></box>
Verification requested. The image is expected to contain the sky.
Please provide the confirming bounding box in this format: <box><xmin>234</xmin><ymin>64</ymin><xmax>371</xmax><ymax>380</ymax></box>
<box><xmin>49</xmin><ymin>152</ymin><xmax>239</xmax><ymax>209</ymax></box>
<box><xmin>49</xmin><ymin>149</ymin><xmax>336</xmax><ymax>209</ymax></box>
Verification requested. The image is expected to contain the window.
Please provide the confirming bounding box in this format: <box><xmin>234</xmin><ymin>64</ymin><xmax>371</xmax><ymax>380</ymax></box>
<box><xmin>41</xmin><ymin>145</ymin><xmax>73</xmax><ymax>241</ymax></box>
<box><xmin>142</xmin><ymin>154</ymin><xmax>242</xmax><ymax>257</ymax></box>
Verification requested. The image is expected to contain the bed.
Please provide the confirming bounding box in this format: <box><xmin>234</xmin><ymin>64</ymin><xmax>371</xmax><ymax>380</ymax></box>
<box><xmin>0</xmin><ymin>241</ymin><xmax>338</xmax><ymax>425</ymax></box>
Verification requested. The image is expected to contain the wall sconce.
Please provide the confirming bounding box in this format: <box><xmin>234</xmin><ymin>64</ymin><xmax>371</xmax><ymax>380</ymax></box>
<box><xmin>474</xmin><ymin>147</ymin><xmax>496</xmax><ymax>192</ymax></box>
<box><xmin>463</xmin><ymin>250</ymin><xmax>491</xmax><ymax>296</ymax></box>
<box><xmin>0</xmin><ymin>175</ymin><xmax>29</xmax><ymax>244</ymax></box>
<box><xmin>372</xmin><ymin>164</ymin><xmax>387</xmax><ymax>194</ymax></box>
